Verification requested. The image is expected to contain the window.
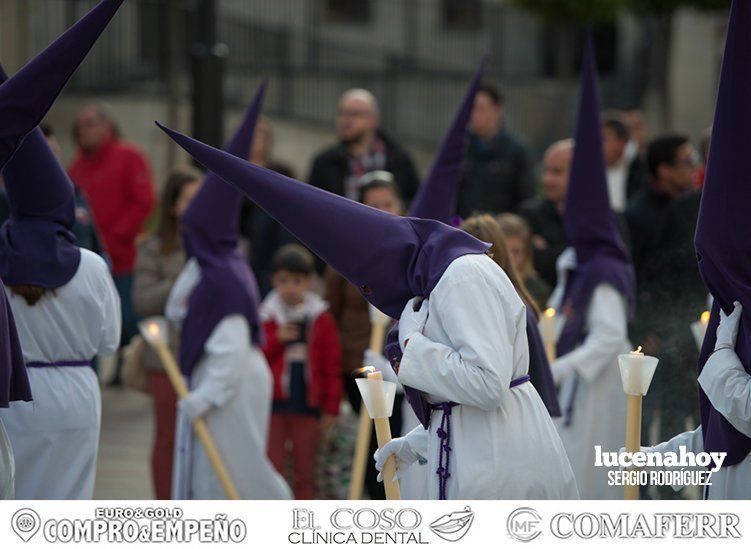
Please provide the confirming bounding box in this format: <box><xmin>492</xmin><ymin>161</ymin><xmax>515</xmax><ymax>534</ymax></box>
<box><xmin>325</xmin><ymin>0</ymin><xmax>371</xmax><ymax>23</ymax></box>
<box><xmin>443</xmin><ymin>0</ymin><xmax>482</xmax><ymax>30</ymax></box>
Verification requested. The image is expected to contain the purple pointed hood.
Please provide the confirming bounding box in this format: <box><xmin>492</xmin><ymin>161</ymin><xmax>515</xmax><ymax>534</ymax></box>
<box><xmin>0</xmin><ymin>66</ymin><xmax>81</xmax><ymax>288</ymax></box>
<box><xmin>156</xmin><ymin>123</ymin><xmax>490</xmax><ymax>322</ymax></box>
<box><xmin>694</xmin><ymin>0</ymin><xmax>751</xmax><ymax>467</ymax></box>
<box><xmin>178</xmin><ymin>83</ymin><xmax>267</xmax><ymax>376</ymax></box>
<box><xmin>557</xmin><ymin>34</ymin><xmax>635</xmax><ymax>360</ymax></box>
<box><xmin>409</xmin><ymin>59</ymin><xmax>485</xmax><ymax>223</ymax></box>
<box><xmin>0</xmin><ymin>0</ymin><xmax>124</xmax><ymax>170</ymax></box>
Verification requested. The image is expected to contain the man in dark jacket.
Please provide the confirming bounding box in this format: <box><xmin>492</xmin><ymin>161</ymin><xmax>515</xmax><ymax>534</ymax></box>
<box><xmin>457</xmin><ymin>82</ymin><xmax>534</xmax><ymax>218</ymax></box>
<box><xmin>519</xmin><ymin>139</ymin><xmax>572</xmax><ymax>289</ymax></box>
<box><xmin>307</xmin><ymin>89</ymin><xmax>420</xmax><ymax>204</ymax></box>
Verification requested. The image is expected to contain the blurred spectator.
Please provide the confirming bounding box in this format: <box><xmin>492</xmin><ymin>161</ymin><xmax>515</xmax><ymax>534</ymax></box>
<box><xmin>623</xmin><ymin>107</ymin><xmax>649</xmax><ymax>155</ymax></box>
<box><xmin>261</xmin><ymin>244</ymin><xmax>343</xmax><ymax>499</ymax></box>
<box><xmin>495</xmin><ymin>213</ymin><xmax>551</xmax><ymax>311</ymax></box>
<box><xmin>0</xmin><ymin>124</ymin><xmax>106</xmax><ymax>258</ymax></box>
<box><xmin>68</xmin><ymin>104</ymin><xmax>156</xmax><ymax>358</ymax></box>
<box><xmin>697</xmin><ymin>126</ymin><xmax>712</xmax><ymax>188</ymax></box>
<box><xmin>239</xmin><ymin>116</ymin><xmax>298</xmax><ymax>296</ymax></box>
<box><xmin>132</xmin><ymin>166</ymin><xmax>202</xmax><ymax>499</ymax></box>
<box><xmin>627</xmin><ymin>136</ymin><xmax>704</xmax><ymax>496</ymax></box>
<box><xmin>307</xmin><ymin>89</ymin><xmax>419</xmax><ymax>204</ymax></box>
<box><xmin>602</xmin><ymin>110</ymin><xmax>647</xmax><ymax>212</ymax></box>
<box><xmin>519</xmin><ymin>139</ymin><xmax>572</xmax><ymax>289</ymax></box>
<box><xmin>323</xmin><ymin>172</ymin><xmax>404</xmax><ymax>500</ymax></box>
<box><xmin>457</xmin><ymin>82</ymin><xmax>534</xmax><ymax>218</ymax></box>
<box><xmin>625</xmin><ymin>134</ymin><xmax>698</xmax><ymax>276</ymax></box>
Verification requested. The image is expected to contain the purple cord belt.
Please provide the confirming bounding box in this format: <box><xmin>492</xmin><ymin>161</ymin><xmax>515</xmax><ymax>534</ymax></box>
<box><xmin>26</xmin><ymin>360</ymin><xmax>92</xmax><ymax>368</ymax></box>
<box><xmin>429</xmin><ymin>373</ymin><xmax>531</xmax><ymax>500</ymax></box>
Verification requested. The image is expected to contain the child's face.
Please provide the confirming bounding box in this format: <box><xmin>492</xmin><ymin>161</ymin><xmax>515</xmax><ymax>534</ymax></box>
<box><xmin>271</xmin><ymin>270</ymin><xmax>313</xmax><ymax>305</ymax></box>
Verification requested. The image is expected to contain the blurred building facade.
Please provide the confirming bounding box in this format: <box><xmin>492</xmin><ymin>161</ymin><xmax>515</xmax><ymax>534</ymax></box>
<box><xmin>0</xmin><ymin>0</ymin><xmax>728</xmax><ymax>180</ymax></box>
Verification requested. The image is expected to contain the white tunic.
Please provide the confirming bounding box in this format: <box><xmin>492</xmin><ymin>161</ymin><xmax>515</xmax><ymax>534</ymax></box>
<box><xmin>649</xmin><ymin>348</ymin><xmax>751</xmax><ymax>499</ymax></box>
<box><xmin>397</xmin><ymin>254</ymin><xmax>579</xmax><ymax>499</ymax></box>
<box><xmin>168</xmin><ymin>261</ymin><xmax>291</xmax><ymax>500</ymax></box>
<box><xmin>550</xmin><ymin>283</ymin><xmax>630</xmax><ymax>499</ymax></box>
<box><xmin>0</xmin><ymin>250</ymin><xmax>121</xmax><ymax>499</ymax></box>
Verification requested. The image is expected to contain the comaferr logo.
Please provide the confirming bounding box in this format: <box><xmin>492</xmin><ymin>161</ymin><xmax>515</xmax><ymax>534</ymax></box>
<box><xmin>550</xmin><ymin>512</ymin><xmax>741</xmax><ymax>539</ymax></box>
<box><xmin>506</xmin><ymin>507</ymin><xmax>542</xmax><ymax>542</ymax></box>
<box><xmin>429</xmin><ymin>506</ymin><xmax>475</xmax><ymax>542</ymax></box>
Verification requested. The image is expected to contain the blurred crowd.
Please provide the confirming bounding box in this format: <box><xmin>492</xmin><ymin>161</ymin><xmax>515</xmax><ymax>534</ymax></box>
<box><xmin>0</xmin><ymin>81</ymin><xmax>710</xmax><ymax>500</ymax></box>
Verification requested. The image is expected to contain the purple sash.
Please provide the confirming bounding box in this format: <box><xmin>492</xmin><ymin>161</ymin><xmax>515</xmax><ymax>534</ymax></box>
<box><xmin>26</xmin><ymin>360</ymin><xmax>91</xmax><ymax>368</ymax></box>
<box><xmin>429</xmin><ymin>374</ymin><xmax>530</xmax><ymax>500</ymax></box>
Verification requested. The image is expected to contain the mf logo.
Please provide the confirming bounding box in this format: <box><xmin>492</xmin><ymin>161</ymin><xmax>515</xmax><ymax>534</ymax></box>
<box><xmin>507</xmin><ymin>507</ymin><xmax>542</xmax><ymax>542</ymax></box>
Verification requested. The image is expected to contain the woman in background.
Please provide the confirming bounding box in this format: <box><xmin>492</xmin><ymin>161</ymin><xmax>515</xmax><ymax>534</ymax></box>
<box><xmin>132</xmin><ymin>166</ymin><xmax>202</xmax><ymax>499</ymax></box>
<box><xmin>496</xmin><ymin>213</ymin><xmax>551</xmax><ymax>311</ymax></box>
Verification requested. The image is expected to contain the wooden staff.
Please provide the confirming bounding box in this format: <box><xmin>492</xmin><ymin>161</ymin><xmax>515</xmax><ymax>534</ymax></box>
<box><xmin>366</xmin><ymin>369</ymin><xmax>401</xmax><ymax>500</ymax></box>
<box><xmin>624</xmin><ymin>394</ymin><xmax>642</xmax><ymax>500</ymax></box>
<box><xmin>542</xmin><ymin>308</ymin><xmax>556</xmax><ymax>364</ymax></box>
<box><xmin>348</xmin><ymin>320</ymin><xmax>388</xmax><ymax>500</ymax></box>
<box><xmin>141</xmin><ymin>321</ymin><xmax>240</xmax><ymax>500</ymax></box>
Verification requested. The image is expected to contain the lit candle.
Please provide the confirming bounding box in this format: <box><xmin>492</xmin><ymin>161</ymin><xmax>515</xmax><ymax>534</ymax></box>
<box><xmin>618</xmin><ymin>346</ymin><xmax>659</xmax><ymax>500</ymax></box>
<box><xmin>691</xmin><ymin>310</ymin><xmax>711</xmax><ymax>351</ymax></box>
<box><xmin>541</xmin><ymin>308</ymin><xmax>556</xmax><ymax>364</ymax></box>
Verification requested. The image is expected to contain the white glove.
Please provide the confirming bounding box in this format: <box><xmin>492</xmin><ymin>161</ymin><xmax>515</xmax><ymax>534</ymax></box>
<box><xmin>364</xmin><ymin>349</ymin><xmax>399</xmax><ymax>385</ymax></box>
<box><xmin>178</xmin><ymin>392</ymin><xmax>212</xmax><ymax>422</ymax></box>
<box><xmin>550</xmin><ymin>359</ymin><xmax>575</xmax><ymax>385</ymax></box>
<box><xmin>398</xmin><ymin>297</ymin><xmax>429</xmax><ymax>351</ymax></box>
<box><xmin>715</xmin><ymin>301</ymin><xmax>742</xmax><ymax>352</ymax></box>
<box><xmin>374</xmin><ymin>431</ymin><xmax>425</xmax><ymax>482</ymax></box>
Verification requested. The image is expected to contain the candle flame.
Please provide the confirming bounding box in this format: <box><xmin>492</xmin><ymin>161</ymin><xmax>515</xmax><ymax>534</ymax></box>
<box><xmin>148</xmin><ymin>323</ymin><xmax>160</xmax><ymax>336</ymax></box>
<box><xmin>353</xmin><ymin>366</ymin><xmax>376</xmax><ymax>378</ymax></box>
<box><xmin>701</xmin><ymin>311</ymin><xmax>710</xmax><ymax>324</ymax></box>
<box><xmin>544</xmin><ymin>308</ymin><xmax>556</xmax><ymax>318</ymax></box>
<box><xmin>633</xmin><ymin>346</ymin><xmax>643</xmax><ymax>354</ymax></box>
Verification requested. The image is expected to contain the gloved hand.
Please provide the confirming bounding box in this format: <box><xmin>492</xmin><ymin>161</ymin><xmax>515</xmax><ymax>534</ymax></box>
<box><xmin>374</xmin><ymin>434</ymin><xmax>423</xmax><ymax>482</ymax></box>
<box><xmin>715</xmin><ymin>301</ymin><xmax>742</xmax><ymax>352</ymax></box>
<box><xmin>364</xmin><ymin>349</ymin><xmax>399</xmax><ymax>385</ymax></box>
<box><xmin>178</xmin><ymin>392</ymin><xmax>212</xmax><ymax>422</ymax></box>
<box><xmin>398</xmin><ymin>297</ymin><xmax>429</xmax><ymax>351</ymax></box>
<box><xmin>550</xmin><ymin>359</ymin><xmax>575</xmax><ymax>385</ymax></box>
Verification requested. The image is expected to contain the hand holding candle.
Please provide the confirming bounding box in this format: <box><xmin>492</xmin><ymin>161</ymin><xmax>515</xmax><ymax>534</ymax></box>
<box><xmin>618</xmin><ymin>346</ymin><xmax>659</xmax><ymax>500</ymax></box>
<box><xmin>355</xmin><ymin>369</ymin><xmax>401</xmax><ymax>500</ymax></box>
<box><xmin>138</xmin><ymin>317</ymin><xmax>240</xmax><ymax>500</ymax></box>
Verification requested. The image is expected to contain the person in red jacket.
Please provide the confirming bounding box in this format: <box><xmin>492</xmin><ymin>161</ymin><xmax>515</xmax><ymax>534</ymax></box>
<box><xmin>261</xmin><ymin>244</ymin><xmax>343</xmax><ymax>499</ymax></box>
<box><xmin>68</xmin><ymin>104</ymin><xmax>156</xmax><ymax>359</ymax></box>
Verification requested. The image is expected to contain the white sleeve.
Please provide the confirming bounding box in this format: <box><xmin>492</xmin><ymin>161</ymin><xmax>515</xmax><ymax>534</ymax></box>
<box><xmin>397</xmin><ymin>277</ymin><xmax>517</xmax><ymax>411</ymax></box>
<box><xmin>166</xmin><ymin>258</ymin><xmax>201</xmax><ymax>328</ymax></box>
<box><xmin>553</xmin><ymin>284</ymin><xmax>628</xmax><ymax>383</ymax></box>
<box><xmin>651</xmin><ymin>426</ymin><xmax>704</xmax><ymax>456</ymax></box>
<box><xmin>188</xmin><ymin>314</ymin><xmax>249</xmax><ymax>410</ymax></box>
<box><xmin>97</xmin><ymin>258</ymin><xmax>122</xmax><ymax>356</ymax></box>
<box><xmin>698</xmin><ymin>348</ymin><xmax>751</xmax><ymax>438</ymax></box>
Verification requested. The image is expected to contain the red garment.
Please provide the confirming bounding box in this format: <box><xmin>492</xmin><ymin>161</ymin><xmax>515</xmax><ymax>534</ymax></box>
<box><xmin>68</xmin><ymin>136</ymin><xmax>155</xmax><ymax>274</ymax></box>
<box><xmin>267</xmin><ymin>413</ymin><xmax>320</xmax><ymax>499</ymax></box>
<box><xmin>262</xmin><ymin>312</ymin><xmax>343</xmax><ymax>416</ymax></box>
<box><xmin>148</xmin><ymin>371</ymin><xmax>177</xmax><ymax>500</ymax></box>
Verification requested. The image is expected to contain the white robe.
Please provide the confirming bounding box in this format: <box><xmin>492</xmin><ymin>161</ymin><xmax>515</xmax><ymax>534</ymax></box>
<box><xmin>648</xmin><ymin>348</ymin><xmax>751</xmax><ymax>499</ymax></box>
<box><xmin>0</xmin><ymin>249</ymin><xmax>121</xmax><ymax>499</ymax></box>
<box><xmin>550</xmin><ymin>278</ymin><xmax>631</xmax><ymax>499</ymax></box>
<box><xmin>397</xmin><ymin>254</ymin><xmax>579</xmax><ymax>499</ymax></box>
<box><xmin>0</xmin><ymin>418</ymin><xmax>14</xmax><ymax>499</ymax></box>
<box><xmin>168</xmin><ymin>261</ymin><xmax>291</xmax><ymax>500</ymax></box>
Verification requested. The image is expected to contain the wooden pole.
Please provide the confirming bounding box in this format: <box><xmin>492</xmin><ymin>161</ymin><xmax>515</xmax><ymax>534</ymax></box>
<box><xmin>624</xmin><ymin>393</ymin><xmax>642</xmax><ymax>500</ymax></box>
<box><xmin>368</xmin><ymin>370</ymin><xmax>401</xmax><ymax>500</ymax></box>
<box><xmin>348</xmin><ymin>322</ymin><xmax>388</xmax><ymax>500</ymax></box>
<box><xmin>152</xmin><ymin>341</ymin><xmax>240</xmax><ymax>500</ymax></box>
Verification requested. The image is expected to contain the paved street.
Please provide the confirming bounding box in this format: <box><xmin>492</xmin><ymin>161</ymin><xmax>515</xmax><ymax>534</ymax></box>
<box><xmin>94</xmin><ymin>387</ymin><xmax>154</xmax><ymax>500</ymax></box>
